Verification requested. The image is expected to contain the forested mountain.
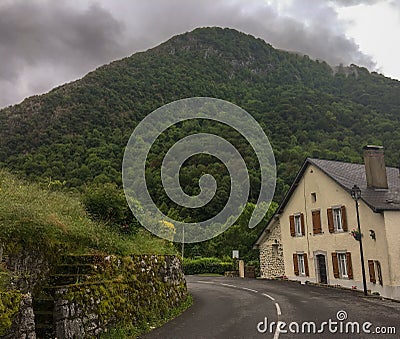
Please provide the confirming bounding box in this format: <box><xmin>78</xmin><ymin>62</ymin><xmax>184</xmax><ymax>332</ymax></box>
<box><xmin>1</xmin><ymin>26</ymin><xmax>400</xmax><ymax>214</ymax></box>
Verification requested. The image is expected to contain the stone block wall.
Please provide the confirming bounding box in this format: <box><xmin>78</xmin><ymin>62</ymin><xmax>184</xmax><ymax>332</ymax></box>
<box><xmin>0</xmin><ymin>293</ymin><xmax>36</xmax><ymax>339</ymax></box>
<box><xmin>259</xmin><ymin>220</ymin><xmax>285</xmax><ymax>278</ymax></box>
<box><xmin>52</xmin><ymin>255</ymin><xmax>187</xmax><ymax>338</ymax></box>
<box><xmin>1</xmin><ymin>254</ymin><xmax>187</xmax><ymax>339</ymax></box>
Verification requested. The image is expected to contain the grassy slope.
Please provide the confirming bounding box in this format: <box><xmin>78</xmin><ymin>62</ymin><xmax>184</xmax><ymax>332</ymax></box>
<box><xmin>0</xmin><ymin>169</ymin><xmax>176</xmax><ymax>257</ymax></box>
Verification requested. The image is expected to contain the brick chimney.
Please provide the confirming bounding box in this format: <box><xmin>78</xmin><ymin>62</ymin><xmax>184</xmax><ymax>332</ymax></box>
<box><xmin>363</xmin><ymin>145</ymin><xmax>388</xmax><ymax>189</ymax></box>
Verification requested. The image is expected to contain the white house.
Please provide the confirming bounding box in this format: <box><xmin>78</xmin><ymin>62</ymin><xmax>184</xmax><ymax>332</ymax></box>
<box><xmin>254</xmin><ymin>146</ymin><xmax>400</xmax><ymax>300</ymax></box>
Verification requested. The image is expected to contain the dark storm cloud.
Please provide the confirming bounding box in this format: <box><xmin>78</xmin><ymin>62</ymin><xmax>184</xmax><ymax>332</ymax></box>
<box><xmin>0</xmin><ymin>0</ymin><xmax>125</xmax><ymax>107</ymax></box>
<box><xmin>0</xmin><ymin>0</ymin><xmax>378</xmax><ymax>108</ymax></box>
<box><xmin>113</xmin><ymin>0</ymin><xmax>375</xmax><ymax>69</ymax></box>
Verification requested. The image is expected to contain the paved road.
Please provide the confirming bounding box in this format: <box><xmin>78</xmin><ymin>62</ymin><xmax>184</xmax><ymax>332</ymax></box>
<box><xmin>142</xmin><ymin>276</ymin><xmax>400</xmax><ymax>339</ymax></box>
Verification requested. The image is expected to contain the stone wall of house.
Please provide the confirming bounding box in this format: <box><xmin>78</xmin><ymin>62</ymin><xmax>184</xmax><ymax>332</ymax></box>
<box><xmin>259</xmin><ymin>220</ymin><xmax>285</xmax><ymax>278</ymax></box>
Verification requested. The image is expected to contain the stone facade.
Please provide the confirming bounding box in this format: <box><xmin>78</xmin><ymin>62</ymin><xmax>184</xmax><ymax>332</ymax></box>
<box><xmin>258</xmin><ymin>219</ymin><xmax>285</xmax><ymax>278</ymax></box>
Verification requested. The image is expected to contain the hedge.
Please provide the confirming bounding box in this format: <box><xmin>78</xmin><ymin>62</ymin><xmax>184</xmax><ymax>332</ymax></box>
<box><xmin>183</xmin><ymin>257</ymin><xmax>235</xmax><ymax>275</ymax></box>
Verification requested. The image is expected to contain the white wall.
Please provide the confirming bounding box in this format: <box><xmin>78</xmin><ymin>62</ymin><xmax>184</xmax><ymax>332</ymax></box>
<box><xmin>279</xmin><ymin>164</ymin><xmax>398</xmax><ymax>299</ymax></box>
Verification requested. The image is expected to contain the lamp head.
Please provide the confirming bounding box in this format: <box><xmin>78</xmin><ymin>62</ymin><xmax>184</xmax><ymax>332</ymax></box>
<box><xmin>351</xmin><ymin>184</ymin><xmax>361</xmax><ymax>201</ymax></box>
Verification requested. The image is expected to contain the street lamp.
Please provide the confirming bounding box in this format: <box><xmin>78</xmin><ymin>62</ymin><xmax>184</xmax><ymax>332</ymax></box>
<box><xmin>351</xmin><ymin>184</ymin><xmax>368</xmax><ymax>296</ymax></box>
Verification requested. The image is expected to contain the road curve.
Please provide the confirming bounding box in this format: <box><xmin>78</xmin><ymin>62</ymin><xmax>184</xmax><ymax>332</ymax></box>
<box><xmin>142</xmin><ymin>277</ymin><xmax>279</xmax><ymax>339</ymax></box>
<box><xmin>142</xmin><ymin>276</ymin><xmax>400</xmax><ymax>339</ymax></box>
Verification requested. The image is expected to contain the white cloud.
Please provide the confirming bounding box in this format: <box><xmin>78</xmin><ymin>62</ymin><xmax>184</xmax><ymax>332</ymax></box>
<box><xmin>337</xmin><ymin>1</ymin><xmax>400</xmax><ymax>80</ymax></box>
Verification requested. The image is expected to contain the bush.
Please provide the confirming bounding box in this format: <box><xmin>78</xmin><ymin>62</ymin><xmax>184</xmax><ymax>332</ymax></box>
<box><xmin>81</xmin><ymin>183</ymin><xmax>140</xmax><ymax>235</ymax></box>
<box><xmin>183</xmin><ymin>257</ymin><xmax>234</xmax><ymax>275</ymax></box>
<box><xmin>0</xmin><ymin>291</ymin><xmax>21</xmax><ymax>335</ymax></box>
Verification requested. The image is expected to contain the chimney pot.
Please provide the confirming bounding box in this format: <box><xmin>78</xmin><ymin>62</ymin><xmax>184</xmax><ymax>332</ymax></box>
<box><xmin>363</xmin><ymin>145</ymin><xmax>388</xmax><ymax>189</ymax></box>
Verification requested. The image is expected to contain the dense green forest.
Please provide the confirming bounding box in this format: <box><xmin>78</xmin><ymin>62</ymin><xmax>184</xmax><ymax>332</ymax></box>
<box><xmin>1</xmin><ymin>27</ymin><xmax>400</xmax><ymax>259</ymax></box>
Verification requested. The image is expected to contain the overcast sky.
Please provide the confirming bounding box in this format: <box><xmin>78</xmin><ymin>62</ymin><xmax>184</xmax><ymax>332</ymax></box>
<box><xmin>1</xmin><ymin>0</ymin><xmax>399</xmax><ymax>108</ymax></box>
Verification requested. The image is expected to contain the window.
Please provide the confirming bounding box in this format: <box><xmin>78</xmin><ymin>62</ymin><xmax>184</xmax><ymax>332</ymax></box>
<box><xmin>311</xmin><ymin>192</ymin><xmax>317</xmax><ymax>203</ymax></box>
<box><xmin>298</xmin><ymin>254</ymin><xmax>305</xmax><ymax>275</ymax></box>
<box><xmin>294</xmin><ymin>215</ymin><xmax>302</xmax><ymax>236</ymax></box>
<box><xmin>333</xmin><ymin>208</ymin><xmax>342</xmax><ymax>231</ymax></box>
<box><xmin>376</xmin><ymin>261</ymin><xmax>383</xmax><ymax>286</ymax></box>
<box><xmin>290</xmin><ymin>213</ymin><xmax>305</xmax><ymax>237</ymax></box>
<box><xmin>293</xmin><ymin>253</ymin><xmax>309</xmax><ymax>276</ymax></box>
<box><xmin>272</xmin><ymin>244</ymin><xmax>279</xmax><ymax>256</ymax></box>
<box><xmin>338</xmin><ymin>253</ymin><xmax>348</xmax><ymax>277</ymax></box>
<box><xmin>327</xmin><ymin>206</ymin><xmax>348</xmax><ymax>233</ymax></box>
<box><xmin>332</xmin><ymin>252</ymin><xmax>353</xmax><ymax>279</ymax></box>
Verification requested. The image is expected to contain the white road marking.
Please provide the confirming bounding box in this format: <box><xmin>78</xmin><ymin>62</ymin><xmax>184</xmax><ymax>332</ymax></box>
<box><xmin>241</xmin><ymin>287</ymin><xmax>258</xmax><ymax>293</ymax></box>
<box><xmin>275</xmin><ymin>302</ymin><xmax>282</xmax><ymax>316</ymax></box>
<box><xmin>262</xmin><ymin>293</ymin><xmax>275</xmax><ymax>301</ymax></box>
<box><xmin>273</xmin><ymin>303</ymin><xmax>282</xmax><ymax>339</ymax></box>
<box><xmin>220</xmin><ymin>283</ymin><xmax>237</xmax><ymax>288</ymax></box>
<box><xmin>195</xmin><ymin>279</ymin><xmax>283</xmax><ymax>339</ymax></box>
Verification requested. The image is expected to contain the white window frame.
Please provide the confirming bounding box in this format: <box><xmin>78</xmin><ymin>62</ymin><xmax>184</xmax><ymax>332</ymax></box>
<box><xmin>294</xmin><ymin>214</ymin><xmax>302</xmax><ymax>236</ymax></box>
<box><xmin>298</xmin><ymin>253</ymin><xmax>306</xmax><ymax>276</ymax></box>
<box><xmin>338</xmin><ymin>252</ymin><xmax>348</xmax><ymax>278</ymax></box>
<box><xmin>332</xmin><ymin>207</ymin><xmax>343</xmax><ymax>232</ymax></box>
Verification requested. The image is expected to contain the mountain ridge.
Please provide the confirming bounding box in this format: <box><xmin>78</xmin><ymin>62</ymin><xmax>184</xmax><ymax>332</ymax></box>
<box><xmin>1</xmin><ymin>27</ymin><xmax>400</xmax><ymax>201</ymax></box>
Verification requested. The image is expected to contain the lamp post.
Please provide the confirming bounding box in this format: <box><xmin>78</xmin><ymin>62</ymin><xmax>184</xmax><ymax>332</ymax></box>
<box><xmin>351</xmin><ymin>184</ymin><xmax>368</xmax><ymax>296</ymax></box>
<box><xmin>181</xmin><ymin>226</ymin><xmax>185</xmax><ymax>260</ymax></box>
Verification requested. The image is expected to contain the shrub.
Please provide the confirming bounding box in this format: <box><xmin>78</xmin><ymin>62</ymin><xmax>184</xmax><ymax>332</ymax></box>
<box><xmin>183</xmin><ymin>257</ymin><xmax>234</xmax><ymax>275</ymax></box>
<box><xmin>0</xmin><ymin>291</ymin><xmax>21</xmax><ymax>335</ymax></box>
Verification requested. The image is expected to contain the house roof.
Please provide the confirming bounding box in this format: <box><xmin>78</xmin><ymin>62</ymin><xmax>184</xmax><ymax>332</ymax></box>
<box><xmin>254</xmin><ymin>157</ymin><xmax>400</xmax><ymax>248</ymax></box>
<box><xmin>307</xmin><ymin>158</ymin><xmax>400</xmax><ymax>212</ymax></box>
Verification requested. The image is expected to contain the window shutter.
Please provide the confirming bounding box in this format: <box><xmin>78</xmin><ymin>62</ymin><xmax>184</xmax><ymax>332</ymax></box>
<box><xmin>312</xmin><ymin>210</ymin><xmax>322</xmax><ymax>234</ymax></box>
<box><xmin>327</xmin><ymin>208</ymin><xmax>334</xmax><ymax>233</ymax></box>
<box><xmin>368</xmin><ymin>260</ymin><xmax>376</xmax><ymax>283</ymax></box>
<box><xmin>346</xmin><ymin>252</ymin><xmax>353</xmax><ymax>279</ymax></box>
<box><xmin>290</xmin><ymin>215</ymin><xmax>295</xmax><ymax>237</ymax></box>
<box><xmin>300</xmin><ymin>213</ymin><xmax>305</xmax><ymax>236</ymax></box>
<box><xmin>332</xmin><ymin>252</ymin><xmax>339</xmax><ymax>278</ymax></box>
<box><xmin>304</xmin><ymin>253</ymin><xmax>309</xmax><ymax>276</ymax></box>
<box><xmin>293</xmin><ymin>253</ymin><xmax>299</xmax><ymax>276</ymax></box>
<box><xmin>341</xmin><ymin>206</ymin><xmax>348</xmax><ymax>231</ymax></box>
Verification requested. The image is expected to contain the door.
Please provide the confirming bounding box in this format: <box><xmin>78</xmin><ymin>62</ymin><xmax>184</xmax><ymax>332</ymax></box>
<box><xmin>317</xmin><ymin>254</ymin><xmax>327</xmax><ymax>284</ymax></box>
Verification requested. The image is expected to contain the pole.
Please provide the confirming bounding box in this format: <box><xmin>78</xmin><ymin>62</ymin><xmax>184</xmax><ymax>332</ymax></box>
<box><xmin>181</xmin><ymin>226</ymin><xmax>184</xmax><ymax>260</ymax></box>
<box><xmin>355</xmin><ymin>200</ymin><xmax>368</xmax><ymax>296</ymax></box>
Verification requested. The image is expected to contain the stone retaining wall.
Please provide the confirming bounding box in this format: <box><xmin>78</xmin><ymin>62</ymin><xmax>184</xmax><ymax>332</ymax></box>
<box><xmin>1</xmin><ymin>293</ymin><xmax>36</xmax><ymax>339</ymax></box>
<box><xmin>1</xmin><ymin>253</ymin><xmax>187</xmax><ymax>339</ymax></box>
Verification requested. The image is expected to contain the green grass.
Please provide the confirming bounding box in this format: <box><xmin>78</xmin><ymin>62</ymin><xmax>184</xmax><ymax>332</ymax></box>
<box><xmin>0</xmin><ymin>169</ymin><xmax>176</xmax><ymax>257</ymax></box>
<box><xmin>196</xmin><ymin>273</ymin><xmax>224</xmax><ymax>276</ymax></box>
<box><xmin>101</xmin><ymin>294</ymin><xmax>193</xmax><ymax>338</ymax></box>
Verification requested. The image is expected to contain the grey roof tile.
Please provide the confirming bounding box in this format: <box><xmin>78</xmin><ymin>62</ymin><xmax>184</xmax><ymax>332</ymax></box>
<box><xmin>308</xmin><ymin>158</ymin><xmax>400</xmax><ymax>211</ymax></box>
